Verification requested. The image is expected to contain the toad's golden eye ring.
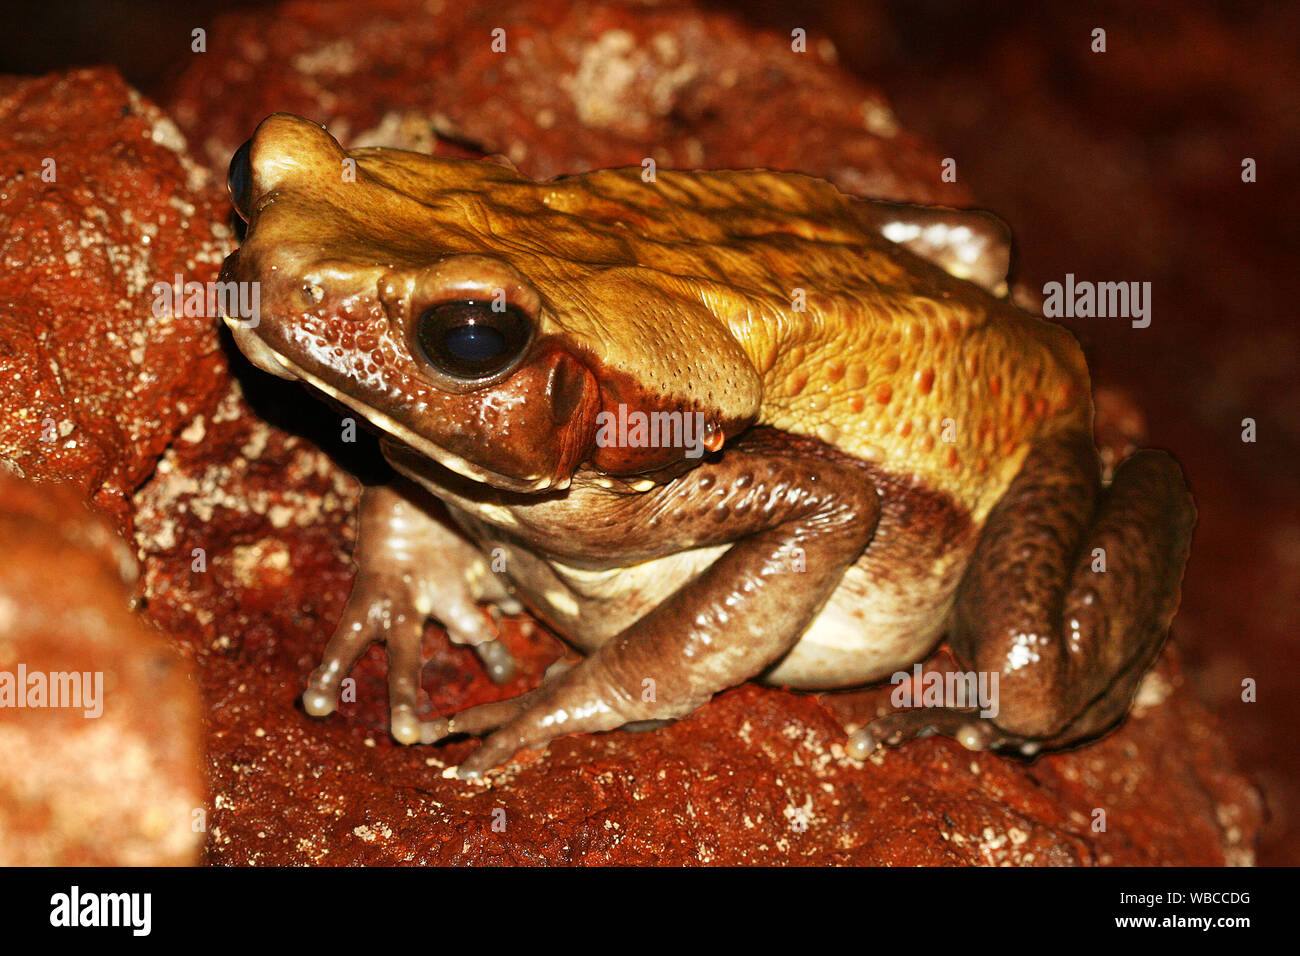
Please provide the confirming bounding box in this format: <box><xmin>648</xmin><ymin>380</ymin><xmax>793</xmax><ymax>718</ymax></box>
<box><xmin>415</xmin><ymin>300</ymin><xmax>533</xmax><ymax>381</ymax></box>
<box><xmin>227</xmin><ymin>138</ymin><xmax>254</xmax><ymax>222</ymax></box>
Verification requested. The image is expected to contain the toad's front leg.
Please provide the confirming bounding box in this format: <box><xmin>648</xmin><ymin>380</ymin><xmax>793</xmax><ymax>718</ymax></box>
<box><xmin>435</xmin><ymin>447</ymin><xmax>880</xmax><ymax>777</ymax></box>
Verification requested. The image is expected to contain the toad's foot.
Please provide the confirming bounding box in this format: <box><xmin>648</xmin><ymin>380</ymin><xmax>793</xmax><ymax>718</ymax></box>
<box><xmin>846</xmin><ymin>707</ymin><xmax>1037</xmax><ymax>760</ymax></box>
<box><xmin>303</xmin><ymin>482</ymin><xmax>519</xmax><ymax>744</ymax></box>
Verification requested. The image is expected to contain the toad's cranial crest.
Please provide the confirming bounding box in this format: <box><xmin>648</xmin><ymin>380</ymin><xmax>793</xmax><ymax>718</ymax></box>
<box><xmin>220</xmin><ymin>112</ymin><xmax>1195</xmax><ymax>777</ymax></box>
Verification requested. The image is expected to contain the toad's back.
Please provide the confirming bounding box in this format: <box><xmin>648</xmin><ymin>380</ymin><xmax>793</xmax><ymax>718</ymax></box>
<box><xmin>358</xmin><ymin>153</ymin><xmax>1091</xmax><ymax>520</ymax></box>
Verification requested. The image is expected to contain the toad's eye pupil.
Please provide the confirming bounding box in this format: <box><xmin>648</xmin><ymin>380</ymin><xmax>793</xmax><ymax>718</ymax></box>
<box><xmin>416</xmin><ymin>300</ymin><xmax>532</xmax><ymax>380</ymax></box>
<box><xmin>444</xmin><ymin>323</ymin><xmax>506</xmax><ymax>363</ymax></box>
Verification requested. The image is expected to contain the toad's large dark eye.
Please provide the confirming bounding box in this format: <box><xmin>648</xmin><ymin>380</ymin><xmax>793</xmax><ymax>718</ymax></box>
<box><xmin>227</xmin><ymin>138</ymin><xmax>253</xmax><ymax>222</ymax></box>
<box><xmin>415</xmin><ymin>300</ymin><xmax>533</xmax><ymax>380</ymax></box>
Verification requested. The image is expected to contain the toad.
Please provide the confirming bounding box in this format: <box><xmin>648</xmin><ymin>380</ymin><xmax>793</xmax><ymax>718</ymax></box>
<box><xmin>220</xmin><ymin>114</ymin><xmax>1194</xmax><ymax>777</ymax></box>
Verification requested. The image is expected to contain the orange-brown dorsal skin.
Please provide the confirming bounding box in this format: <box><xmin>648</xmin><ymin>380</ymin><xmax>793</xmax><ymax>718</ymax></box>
<box><xmin>350</xmin><ymin>146</ymin><xmax>1092</xmax><ymax>520</ymax></box>
<box><xmin>233</xmin><ymin>113</ymin><xmax>1090</xmax><ymax>518</ymax></box>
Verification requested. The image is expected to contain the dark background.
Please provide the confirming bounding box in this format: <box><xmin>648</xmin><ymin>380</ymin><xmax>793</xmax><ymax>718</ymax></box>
<box><xmin>3</xmin><ymin>0</ymin><xmax>1296</xmax><ymax>864</ymax></box>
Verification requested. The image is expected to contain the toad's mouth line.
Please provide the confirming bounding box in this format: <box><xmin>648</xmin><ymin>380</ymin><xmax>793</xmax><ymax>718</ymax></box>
<box><xmin>221</xmin><ymin>314</ymin><xmax>564</xmax><ymax>494</ymax></box>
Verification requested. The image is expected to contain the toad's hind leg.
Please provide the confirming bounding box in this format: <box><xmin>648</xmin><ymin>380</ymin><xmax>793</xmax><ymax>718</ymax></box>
<box><xmin>849</xmin><ymin>432</ymin><xmax>1194</xmax><ymax>757</ymax></box>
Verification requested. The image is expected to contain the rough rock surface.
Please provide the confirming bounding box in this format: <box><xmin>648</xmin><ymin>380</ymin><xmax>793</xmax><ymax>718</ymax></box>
<box><xmin>0</xmin><ymin>68</ymin><xmax>230</xmax><ymax>533</ymax></box>
<box><xmin>0</xmin><ymin>474</ymin><xmax>205</xmax><ymax>866</ymax></box>
<box><xmin>163</xmin><ymin>0</ymin><xmax>967</xmax><ymax>204</ymax></box>
<box><xmin>0</xmin><ymin>68</ymin><xmax>219</xmax><ymax>865</ymax></box>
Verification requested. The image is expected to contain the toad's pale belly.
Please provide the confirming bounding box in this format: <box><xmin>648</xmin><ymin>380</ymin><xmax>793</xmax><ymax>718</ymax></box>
<box><xmin>447</xmin><ymin>484</ymin><xmax>978</xmax><ymax>690</ymax></box>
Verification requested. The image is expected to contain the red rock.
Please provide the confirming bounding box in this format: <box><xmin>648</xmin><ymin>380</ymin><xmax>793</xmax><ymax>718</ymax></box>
<box><xmin>163</xmin><ymin>0</ymin><xmax>964</xmax><ymax>204</ymax></box>
<box><xmin>0</xmin><ymin>68</ymin><xmax>230</xmax><ymax>533</ymax></box>
<box><xmin>0</xmin><ymin>474</ymin><xmax>205</xmax><ymax>865</ymax></box>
